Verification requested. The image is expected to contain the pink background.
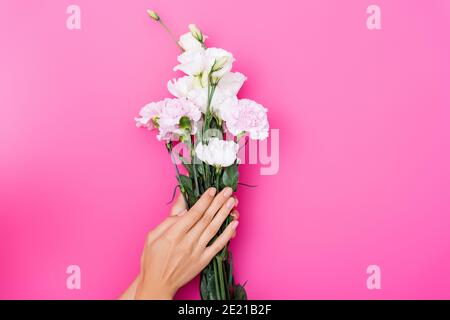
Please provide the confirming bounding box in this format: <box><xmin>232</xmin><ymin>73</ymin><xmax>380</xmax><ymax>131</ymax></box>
<box><xmin>1</xmin><ymin>0</ymin><xmax>450</xmax><ymax>299</ymax></box>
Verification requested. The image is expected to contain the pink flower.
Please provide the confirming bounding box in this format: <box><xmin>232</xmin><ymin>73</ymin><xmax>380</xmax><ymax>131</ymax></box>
<box><xmin>135</xmin><ymin>98</ymin><xmax>201</xmax><ymax>141</ymax></box>
<box><xmin>223</xmin><ymin>99</ymin><xmax>269</xmax><ymax>140</ymax></box>
<box><xmin>135</xmin><ymin>101</ymin><xmax>164</xmax><ymax>130</ymax></box>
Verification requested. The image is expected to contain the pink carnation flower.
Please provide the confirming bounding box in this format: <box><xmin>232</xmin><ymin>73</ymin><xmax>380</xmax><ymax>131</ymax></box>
<box><xmin>223</xmin><ymin>99</ymin><xmax>269</xmax><ymax>140</ymax></box>
<box><xmin>135</xmin><ymin>100</ymin><xmax>164</xmax><ymax>130</ymax></box>
<box><xmin>135</xmin><ymin>98</ymin><xmax>201</xmax><ymax>141</ymax></box>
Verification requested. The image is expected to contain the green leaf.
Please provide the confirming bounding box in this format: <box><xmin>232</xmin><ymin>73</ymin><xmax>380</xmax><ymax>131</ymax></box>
<box><xmin>196</xmin><ymin>162</ymin><xmax>204</xmax><ymax>175</ymax></box>
<box><xmin>221</xmin><ymin>163</ymin><xmax>239</xmax><ymax>191</ymax></box>
<box><xmin>233</xmin><ymin>284</ymin><xmax>247</xmax><ymax>300</ymax></box>
<box><xmin>227</xmin><ymin>252</ymin><xmax>234</xmax><ymax>289</ymax></box>
<box><xmin>178</xmin><ymin>175</ymin><xmax>193</xmax><ymax>192</ymax></box>
<box><xmin>183</xmin><ymin>163</ymin><xmax>194</xmax><ymax>177</ymax></box>
<box><xmin>200</xmin><ymin>269</ymin><xmax>209</xmax><ymax>300</ymax></box>
<box><xmin>174</xmin><ymin>152</ymin><xmax>193</xmax><ymax>176</ymax></box>
<box><xmin>178</xmin><ymin>174</ymin><xmax>197</xmax><ymax>207</ymax></box>
<box><xmin>200</xmin><ymin>265</ymin><xmax>219</xmax><ymax>300</ymax></box>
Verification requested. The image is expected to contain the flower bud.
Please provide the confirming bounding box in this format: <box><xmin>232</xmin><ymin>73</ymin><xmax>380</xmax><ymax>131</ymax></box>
<box><xmin>212</xmin><ymin>56</ymin><xmax>229</xmax><ymax>72</ymax></box>
<box><xmin>179</xmin><ymin>116</ymin><xmax>192</xmax><ymax>132</ymax></box>
<box><xmin>210</xmin><ymin>75</ymin><xmax>220</xmax><ymax>86</ymax></box>
<box><xmin>189</xmin><ymin>24</ymin><xmax>204</xmax><ymax>42</ymax></box>
<box><xmin>147</xmin><ymin>10</ymin><xmax>160</xmax><ymax>21</ymax></box>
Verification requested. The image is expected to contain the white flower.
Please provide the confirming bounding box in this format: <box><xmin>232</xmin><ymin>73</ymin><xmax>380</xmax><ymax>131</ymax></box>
<box><xmin>204</xmin><ymin>48</ymin><xmax>235</xmax><ymax>78</ymax></box>
<box><xmin>187</xmin><ymin>86</ymin><xmax>238</xmax><ymax>117</ymax></box>
<box><xmin>217</xmin><ymin>72</ymin><xmax>247</xmax><ymax>96</ymax></box>
<box><xmin>167</xmin><ymin>73</ymin><xmax>245</xmax><ymax>119</ymax></box>
<box><xmin>167</xmin><ymin>76</ymin><xmax>199</xmax><ymax>98</ymax></box>
<box><xmin>195</xmin><ymin>138</ymin><xmax>239</xmax><ymax>167</ymax></box>
<box><xmin>222</xmin><ymin>99</ymin><xmax>269</xmax><ymax>140</ymax></box>
<box><xmin>178</xmin><ymin>25</ymin><xmax>207</xmax><ymax>51</ymax></box>
<box><xmin>168</xmin><ymin>72</ymin><xmax>245</xmax><ymax>100</ymax></box>
<box><xmin>135</xmin><ymin>98</ymin><xmax>201</xmax><ymax>141</ymax></box>
<box><xmin>179</xmin><ymin>33</ymin><xmax>204</xmax><ymax>52</ymax></box>
<box><xmin>174</xmin><ymin>48</ymin><xmax>207</xmax><ymax>76</ymax></box>
<box><xmin>173</xmin><ymin>47</ymin><xmax>234</xmax><ymax>80</ymax></box>
<box><xmin>171</xmin><ymin>46</ymin><xmax>243</xmax><ymax>119</ymax></box>
<box><xmin>188</xmin><ymin>24</ymin><xmax>204</xmax><ymax>43</ymax></box>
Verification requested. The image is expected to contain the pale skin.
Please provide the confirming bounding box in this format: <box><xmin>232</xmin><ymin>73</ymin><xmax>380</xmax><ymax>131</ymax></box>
<box><xmin>120</xmin><ymin>187</ymin><xmax>240</xmax><ymax>300</ymax></box>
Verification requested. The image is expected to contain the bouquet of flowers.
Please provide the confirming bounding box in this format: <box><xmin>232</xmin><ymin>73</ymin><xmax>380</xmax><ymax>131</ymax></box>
<box><xmin>135</xmin><ymin>10</ymin><xmax>269</xmax><ymax>300</ymax></box>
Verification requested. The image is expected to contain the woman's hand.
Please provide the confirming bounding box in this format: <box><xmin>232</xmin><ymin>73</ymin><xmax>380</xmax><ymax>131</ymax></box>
<box><xmin>120</xmin><ymin>187</ymin><xmax>239</xmax><ymax>300</ymax></box>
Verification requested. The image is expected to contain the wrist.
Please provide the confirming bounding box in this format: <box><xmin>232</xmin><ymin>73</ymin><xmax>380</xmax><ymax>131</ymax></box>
<box><xmin>135</xmin><ymin>277</ymin><xmax>176</xmax><ymax>300</ymax></box>
<box><xmin>136</xmin><ymin>290</ymin><xmax>174</xmax><ymax>300</ymax></box>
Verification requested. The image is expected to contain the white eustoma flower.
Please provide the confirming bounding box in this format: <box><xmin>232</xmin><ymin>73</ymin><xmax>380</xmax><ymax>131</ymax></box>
<box><xmin>222</xmin><ymin>99</ymin><xmax>269</xmax><ymax>140</ymax></box>
<box><xmin>187</xmin><ymin>86</ymin><xmax>238</xmax><ymax>117</ymax></box>
<box><xmin>204</xmin><ymin>48</ymin><xmax>235</xmax><ymax>78</ymax></box>
<box><xmin>169</xmin><ymin>72</ymin><xmax>245</xmax><ymax>100</ymax></box>
<box><xmin>174</xmin><ymin>47</ymin><xmax>235</xmax><ymax>80</ymax></box>
<box><xmin>178</xmin><ymin>24</ymin><xmax>207</xmax><ymax>51</ymax></box>
<box><xmin>195</xmin><ymin>138</ymin><xmax>239</xmax><ymax>167</ymax></box>
<box><xmin>179</xmin><ymin>32</ymin><xmax>204</xmax><ymax>52</ymax></box>
<box><xmin>217</xmin><ymin>72</ymin><xmax>247</xmax><ymax>96</ymax></box>
<box><xmin>167</xmin><ymin>75</ymin><xmax>199</xmax><ymax>98</ymax></box>
<box><xmin>188</xmin><ymin>24</ymin><xmax>204</xmax><ymax>43</ymax></box>
<box><xmin>174</xmin><ymin>48</ymin><xmax>207</xmax><ymax>76</ymax></box>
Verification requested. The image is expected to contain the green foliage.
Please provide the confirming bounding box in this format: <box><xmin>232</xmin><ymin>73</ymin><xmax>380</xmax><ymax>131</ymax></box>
<box><xmin>221</xmin><ymin>163</ymin><xmax>239</xmax><ymax>191</ymax></box>
<box><xmin>178</xmin><ymin>174</ymin><xmax>197</xmax><ymax>207</ymax></box>
<box><xmin>233</xmin><ymin>284</ymin><xmax>248</xmax><ymax>300</ymax></box>
<box><xmin>200</xmin><ymin>264</ymin><xmax>218</xmax><ymax>300</ymax></box>
<box><xmin>199</xmin><ymin>248</ymin><xmax>247</xmax><ymax>300</ymax></box>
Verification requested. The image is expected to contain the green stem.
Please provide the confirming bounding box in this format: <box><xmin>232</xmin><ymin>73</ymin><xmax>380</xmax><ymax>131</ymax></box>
<box><xmin>205</xmin><ymin>85</ymin><xmax>217</xmax><ymax>131</ymax></box>
<box><xmin>213</xmin><ymin>259</ymin><xmax>221</xmax><ymax>299</ymax></box>
<box><xmin>215</xmin><ymin>167</ymin><xmax>221</xmax><ymax>191</ymax></box>
<box><xmin>158</xmin><ymin>20</ymin><xmax>184</xmax><ymax>52</ymax></box>
<box><xmin>203</xmin><ymin>163</ymin><xmax>210</xmax><ymax>188</ymax></box>
<box><xmin>216</xmin><ymin>257</ymin><xmax>226</xmax><ymax>300</ymax></box>
<box><xmin>203</xmin><ymin>76</ymin><xmax>217</xmax><ymax>143</ymax></box>
<box><xmin>189</xmin><ymin>136</ymin><xmax>200</xmax><ymax>197</ymax></box>
<box><xmin>166</xmin><ymin>143</ymin><xmax>188</xmax><ymax>204</ymax></box>
<box><xmin>201</xmin><ymin>81</ymin><xmax>217</xmax><ymax>189</ymax></box>
<box><xmin>223</xmin><ymin>258</ymin><xmax>230</xmax><ymax>300</ymax></box>
<box><xmin>209</xmin><ymin>86</ymin><xmax>217</xmax><ymax>107</ymax></box>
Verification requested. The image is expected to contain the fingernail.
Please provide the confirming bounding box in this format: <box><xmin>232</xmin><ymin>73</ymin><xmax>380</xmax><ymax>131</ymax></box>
<box><xmin>178</xmin><ymin>209</ymin><xmax>187</xmax><ymax>217</ymax></box>
<box><xmin>223</xmin><ymin>187</ymin><xmax>233</xmax><ymax>198</ymax></box>
<box><xmin>226</xmin><ymin>198</ymin><xmax>235</xmax><ymax>209</ymax></box>
<box><xmin>231</xmin><ymin>221</ymin><xmax>239</xmax><ymax>229</ymax></box>
<box><xmin>209</xmin><ymin>187</ymin><xmax>217</xmax><ymax>196</ymax></box>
